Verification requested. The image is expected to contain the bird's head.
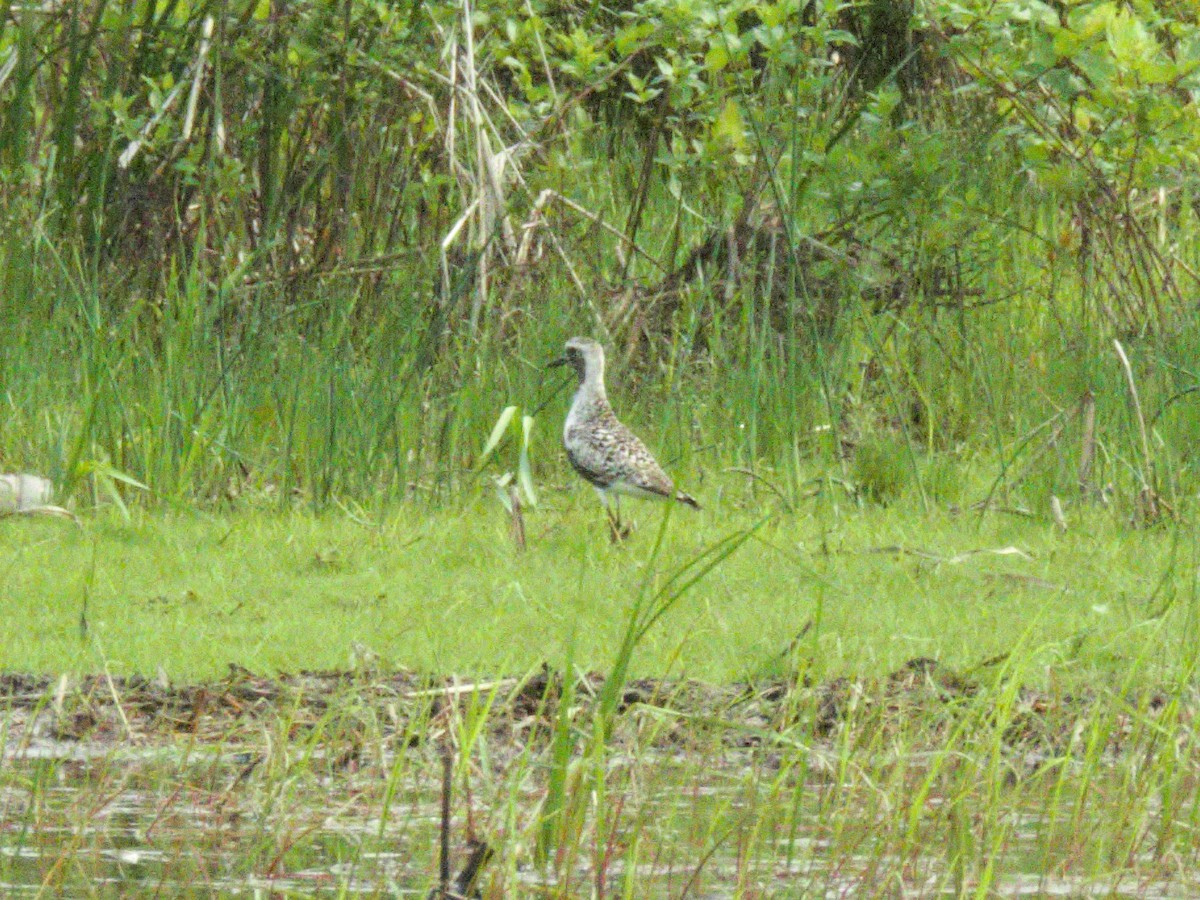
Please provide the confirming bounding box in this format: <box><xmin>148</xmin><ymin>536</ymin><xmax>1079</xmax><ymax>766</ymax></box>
<box><xmin>548</xmin><ymin>337</ymin><xmax>605</xmax><ymax>386</ymax></box>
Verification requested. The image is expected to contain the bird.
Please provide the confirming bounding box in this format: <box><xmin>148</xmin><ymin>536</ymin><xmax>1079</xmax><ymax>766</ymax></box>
<box><xmin>548</xmin><ymin>337</ymin><xmax>700</xmax><ymax>539</ymax></box>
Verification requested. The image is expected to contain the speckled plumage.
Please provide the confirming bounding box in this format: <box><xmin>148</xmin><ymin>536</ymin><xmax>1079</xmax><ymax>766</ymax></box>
<box><xmin>550</xmin><ymin>338</ymin><xmax>699</xmax><ymax>517</ymax></box>
<box><xmin>565</xmin><ymin>398</ymin><xmax>676</xmax><ymax>498</ymax></box>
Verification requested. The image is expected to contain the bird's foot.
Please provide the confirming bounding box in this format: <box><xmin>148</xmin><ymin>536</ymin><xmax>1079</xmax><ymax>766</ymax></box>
<box><xmin>607</xmin><ymin>517</ymin><xmax>633</xmax><ymax>543</ymax></box>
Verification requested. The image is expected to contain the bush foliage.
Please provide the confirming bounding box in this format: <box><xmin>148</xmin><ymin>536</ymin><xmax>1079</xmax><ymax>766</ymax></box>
<box><xmin>0</xmin><ymin>0</ymin><xmax>1198</xmax><ymax>510</ymax></box>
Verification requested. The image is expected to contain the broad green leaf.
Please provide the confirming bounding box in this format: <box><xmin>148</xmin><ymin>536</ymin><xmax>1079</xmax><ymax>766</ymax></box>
<box><xmin>1106</xmin><ymin>8</ymin><xmax>1157</xmax><ymax>70</ymax></box>
<box><xmin>493</xmin><ymin>473</ymin><xmax>515</xmax><ymax>514</ymax></box>
<box><xmin>705</xmin><ymin>44</ymin><xmax>729</xmax><ymax>72</ymax></box>
<box><xmin>712</xmin><ymin>99</ymin><xmax>747</xmax><ymax>151</ymax></box>
<box><xmin>1071</xmin><ymin>2</ymin><xmax>1115</xmax><ymax>40</ymax></box>
<box><xmin>1009</xmin><ymin>0</ymin><xmax>1058</xmax><ymax>28</ymax></box>
<box><xmin>1181</xmin><ymin>31</ymin><xmax>1200</xmax><ymax>69</ymax></box>
<box><xmin>1072</xmin><ymin>46</ymin><xmax>1116</xmax><ymax>86</ymax></box>
<box><xmin>480</xmin><ymin>405</ymin><xmax>518</xmax><ymax>466</ymax></box>
<box><xmin>519</xmin><ymin>415</ymin><xmax>538</xmax><ymax>507</ymax></box>
<box><xmin>102</xmin><ymin>466</ymin><xmax>149</xmax><ymax>491</ymax></box>
<box><xmin>616</xmin><ymin>21</ymin><xmax>655</xmax><ymax>55</ymax></box>
<box><xmin>1051</xmin><ymin>24</ymin><xmax>1084</xmax><ymax>58</ymax></box>
<box><xmin>759</xmin><ymin>2</ymin><xmax>786</xmax><ymax>28</ymax></box>
<box><xmin>99</xmin><ymin>475</ymin><xmax>130</xmax><ymax>520</ymax></box>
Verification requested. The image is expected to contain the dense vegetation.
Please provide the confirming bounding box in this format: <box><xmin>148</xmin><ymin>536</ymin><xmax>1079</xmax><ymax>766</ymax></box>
<box><xmin>6</xmin><ymin>7</ymin><xmax>1200</xmax><ymax>894</ymax></box>
<box><xmin>2</xmin><ymin>0</ymin><xmax>1199</xmax><ymax>519</ymax></box>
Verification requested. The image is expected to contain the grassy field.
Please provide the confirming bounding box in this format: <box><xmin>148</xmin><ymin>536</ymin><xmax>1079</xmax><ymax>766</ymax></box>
<box><xmin>3</xmin><ymin>490</ymin><xmax>1196</xmax><ymax>686</ymax></box>
<box><xmin>3</xmin><ymin>493</ymin><xmax>1200</xmax><ymax>896</ymax></box>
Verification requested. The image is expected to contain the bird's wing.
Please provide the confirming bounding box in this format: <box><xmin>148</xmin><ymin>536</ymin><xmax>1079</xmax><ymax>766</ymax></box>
<box><xmin>609</xmin><ymin>430</ymin><xmax>675</xmax><ymax>498</ymax></box>
<box><xmin>564</xmin><ymin>408</ymin><xmax>675</xmax><ymax>498</ymax></box>
<box><xmin>566</xmin><ymin>443</ymin><xmax>615</xmax><ymax>489</ymax></box>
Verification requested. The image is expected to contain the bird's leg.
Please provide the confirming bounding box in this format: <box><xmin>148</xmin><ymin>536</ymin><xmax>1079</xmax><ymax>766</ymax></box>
<box><xmin>596</xmin><ymin>488</ymin><xmax>616</xmax><ymax>540</ymax></box>
<box><xmin>596</xmin><ymin>489</ymin><xmax>622</xmax><ymax>543</ymax></box>
<box><xmin>607</xmin><ymin>511</ymin><xmax>623</xmax><ymax>543</ymax></box>
<box><xmin>595</xmin><ymin>489</ymin><xmax>630</xmax><ymax>542</ymax></box>
<box><xmin>605</xmin><ymin>495</ymin><xmax>622</xmax><ymax>543</ymax></box>
<box><xmin>609</xmin><ymin>495</ymin><xmax>631</xmax><ymax>542</ymax></box>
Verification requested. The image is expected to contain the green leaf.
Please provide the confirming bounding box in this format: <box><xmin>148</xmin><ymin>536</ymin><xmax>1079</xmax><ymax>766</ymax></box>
<box><xmin>518</xmin><ymin>415</ymin><xmax>538</xmax><ymax>507</ymax></box>
<box><xmin>480</xmin><ymin>405</ymin><xmax>518</xmax><ymax>467</ymax></box>
<box><xmin>1050</xmin><ymin>23</ymin><xmax>1084</xmax><ymax>59</ymax></box>
<box><xmin>705</xmin><ymin>44</ymin><xmax>729</xmax><ymax>72</ymax></box>
<box><xmin>493</xmin><ymin>473</ymin><xmax>515</xmax><ymax>514</ymax></box>
<box><xmin>759</xmin><ymin>2</ymin><xmax>785</xmax><ymax>28</ymax></box>
<box><xmin>1009</xmin><ymin>0</ymin><xmax>1059</xmax><ymax>28</ymax></box>
<box><xmin>712</xmin><ymin>99</ymin><xmax>747</xmax><ymax>151</ymax></box>
<box><xmin>101</xmin><ymin>464</ymin><xmax>149</xmax><ymax>491</ymax></box>
<box><xmin>1070</xmin><ymin>2</ymin><xmax>1115</xmax><ymax>40</ymax></box>
<box><xmin>79</xmin><ymin>459</ymin><xmax>146</xmax><ymax>521</ymax></box>
<box><xmin>615</xmin><ymin>21</ymin><xmax>655</xmax><ymax>55</ymax></box>
<box><xmin>99</xmin><ymin>473</ymin><xmax>131</xmax><ymax>520</ymax></box>
<box><xmin>1106</xmin><ymin>8</ymin><xmax>1158</xmax><ymax>70</ymax></box>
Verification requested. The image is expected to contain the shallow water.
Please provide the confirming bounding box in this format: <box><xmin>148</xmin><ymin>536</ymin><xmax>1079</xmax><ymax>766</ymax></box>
<box><xmin>3</xmin><ymin>664</ymin><xmax>1198</xmax><ymax>899</ymax></box>
<box><xmin>3</xmin><ymin>732</ymin><xmax>1199</xmax><ymax>898</ymax></box>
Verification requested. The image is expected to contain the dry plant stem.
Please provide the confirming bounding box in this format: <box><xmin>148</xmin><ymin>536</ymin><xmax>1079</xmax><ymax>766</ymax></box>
<box><xmin>999</xmin><ymin>412</ymin><xmax>1067</xmax><ymax>493</ymax></box>
<box><xmin>507</xmin><ymin>481</ymin><xmax>525</xmax><ymax>551</ymax></box>
<box><xmin>87</xmin><ymin>634</ymin><xmax>134</xmax><ymax>741</ymax></box>
<box><xmin>181</xmin><ymin>17</ymin><xmax>214</xmax><ymax>141</ymax></box>
<box><xmin>1078</xmin><ymin>389</ymin><xmax>1096</xmax><ymax>495</ymax></box>
<box><xmin>437</xmin><ymin>746</ymin><xmax>453</xmax><ymax>898</ymax></box>
<box><xmin>450</xmin><ymin>840</ymin><xmax>494</xmax><ymax>897</ymax></box>
<box><xmin>459</xmin><ymin>0</ymin><xmax>508</xmax><ymax>331</ymax></box>
<box><xmin>441</xmin><ymin>37</ymin><xmax>461</xmax><ymax>303</ymax></box>
<box><xmin>404</xmin><ymin>680</ymin><xmax>518</xmax><ymax>700</ymax></box>
<box><xmin>620</xmin><ymin>88</ymin><xmax>672</xmax><ymax>281</ymax></box>
<box><xmin>522</xmin><ymin>189</ymin><xmax>665</xmax><ymax>273</ymax></box>
<box><xmin>1050</xmin><ymin>495</ymin><xmax>1068</xmax><ymax>532</ymax></box>
<box><xmin>1112</xmin><ymin>338</ymin><xmax>1153</xmax><ymax>490</ymax></box>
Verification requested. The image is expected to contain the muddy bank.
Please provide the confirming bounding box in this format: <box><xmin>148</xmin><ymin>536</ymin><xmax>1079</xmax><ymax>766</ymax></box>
<box><xmin>0</xmin><ymin>659</ymin><xmax>1190</xmax><ymax>760</ymax></box>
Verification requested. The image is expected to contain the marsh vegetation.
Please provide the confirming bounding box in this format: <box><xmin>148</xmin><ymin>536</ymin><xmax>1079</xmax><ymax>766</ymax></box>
<box><xmin>2</xmin><ymin>0</ymin><xmax>1200</xmax><ymax>894</ymax></box>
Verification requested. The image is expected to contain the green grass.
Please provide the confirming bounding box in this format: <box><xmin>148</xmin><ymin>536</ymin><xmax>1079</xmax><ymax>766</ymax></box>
<box><xmin>3</xmin><ymin>5</ymin><xmax>1200</xmax><ymax>894</ymax></box>
<box><xmin>3</xmin><ymin>493</ymin><xmax>1200</xmax><ymax>896</ymax></box>
<box><xmin>3</xmin><ymin>488</ymin><xmax>1196</xmax><ymax>686</ymax></box>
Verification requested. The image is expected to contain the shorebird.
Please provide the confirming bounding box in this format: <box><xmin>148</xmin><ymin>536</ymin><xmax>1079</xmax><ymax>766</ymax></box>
<box><xmin>549</xmin><ymin>337</ymin><xmax>699</xmax><ymax>539</ymax></box>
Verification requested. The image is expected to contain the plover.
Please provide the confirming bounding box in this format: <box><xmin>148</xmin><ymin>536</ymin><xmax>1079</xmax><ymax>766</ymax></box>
<box><xmin>549</xmin><ymin>337</ymin><xmax>699</xmax><ymax>538</ymax></box>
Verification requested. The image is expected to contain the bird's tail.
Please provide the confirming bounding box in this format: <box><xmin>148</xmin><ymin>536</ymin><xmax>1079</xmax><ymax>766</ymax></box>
<box><xmin>675</xmin><ymin>491</ymin><xmax>701</xmax><ymax>510</ymax></box>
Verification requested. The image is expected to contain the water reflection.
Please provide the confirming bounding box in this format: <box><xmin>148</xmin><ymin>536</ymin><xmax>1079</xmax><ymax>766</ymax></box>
<box><xmin>2</xmin><ymin>734</ymin><xmax>1199</xmax><ymax>897</ymax></box>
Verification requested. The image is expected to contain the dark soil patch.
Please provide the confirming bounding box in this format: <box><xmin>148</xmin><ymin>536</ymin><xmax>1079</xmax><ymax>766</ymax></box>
<box><xmin>0</xmin><ymin>660</ymin><xmax>1188</xmax><ymax>762</ymax></box>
